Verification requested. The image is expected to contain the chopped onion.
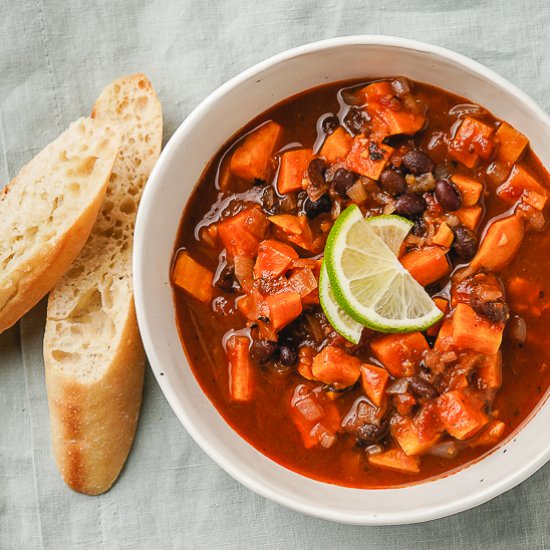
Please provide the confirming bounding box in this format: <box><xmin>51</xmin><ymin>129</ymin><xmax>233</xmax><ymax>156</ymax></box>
<box><xmin>386</xmin><ymin>377</ymin><xmax>411</xmax><ymax>394</ymax></box>
<box><xmin>391</xmin><ymin>77</ymin><xmax>411</xmax><ymax>97</ymax></box>
<box><xmin>295</xmin><ymin>398</ymin><xmax>324</xmax><ymax>422</ymax></box>
<box><xmin>233</xmin><ymin>255</ymin><xmax>254</xmax><ymax>287</ymax></box>
<box><xmin>364</xmin><ymin>444</ymin><xmax>384</xmax><ymax>456</ymax></box>
<box><xmin>449</xmin><ymin>103</ymin><xmax>487</xmax><ymax>117</ymax></box>
<box><xmin>319</xmin><ymin>431</ymin><xmax>337</xmax><ymax>449</ymax></box>
<box><xmin>429</xmin><ymin>441</ymin><xmax>460</xmax><ymax>459</ymax></box>
<box><xmin>346</xmin><ymin>180</ymin><xmax>369</xmax><ymax>204</ymax></box>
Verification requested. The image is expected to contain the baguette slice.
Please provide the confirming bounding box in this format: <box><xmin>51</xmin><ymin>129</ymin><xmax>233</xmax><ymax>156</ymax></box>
<box><xmin>0</xmin><ymin>118</ymin><xmax>120</xmax><ymax>333</ymax></box>
<box><xmin>44</xmin><ymin>75</ymin><xmax>162</xmax><ymax>495</ymax></box>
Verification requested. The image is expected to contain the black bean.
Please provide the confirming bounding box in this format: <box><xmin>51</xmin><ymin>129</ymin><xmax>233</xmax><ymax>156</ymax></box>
<box><xmin>452</xmin><ymin>225</ymin><xmax>477</xmax><ymax>260</ymax></box>
<box><xmin>343</xmin><ymin>107</ymin><xmax>369</xmax><ymax>135</ymax></box>
<box><xmin>472</xmin><ymin>301</ymin><xmax>509</xmax><ymax>323</ymax></box>
<box><xmin>402</xmin><ymin>150</ymin><xmax>434</xmax><ymax>175</ymax></box>
<box><xmin>408</xmin><ymin>377</ymin><xmax>437</xmax><ymax>399</ymax></box>
<box><xmin>279</xmin><ymin>345</ymin><xmax>298</xmax><ymax>366</ymax></box>
<box><xmin>303</xmin><ymin>194</ymin><xmax>332</xmax><ymax>218</ymax></box>
<box><xmin>322</xmin><ymin>114</ymin><xmax>339</xmax><ymax>135</ymax></box>
<box><xmin>250</xmin><ymin>339</ymin><xmax>278</xmax><ymax>363</ymax></box>
<box><xmin>394</xmin><ymin>193</ymin><xmax>427</xmax><ymax>218</ymax></box>
<box><xmin>214</xmin><ymin>264</ymin><xmax>235</xmax><ymax>292</ymax></box>
<box><xmin>435</xmin><ymin>178</ymin><xmax>462</xmax><ymax>211</ymax></box>
<box><xmin>307</xmin><ymin>158</ymin><xmax>327</xmax><ymax>195</ymax></box>
<box><xmin>355</xmin><ymin>421</ymin><xmax>388</xmax><ymax>447</ymax></box>
<box><xmin>379</xmin><ymin>169</ymin><xmax>407</xmax><ymax>195</ymax></box>
<box><xmin>332</xmin><ymin>168</ymin><xmax>357</xmax><ymax>197</ymax></box>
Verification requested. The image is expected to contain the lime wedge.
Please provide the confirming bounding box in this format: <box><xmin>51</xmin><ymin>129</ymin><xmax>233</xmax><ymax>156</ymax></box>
<box><xmin>324</xmin><ymin>205</ymin><xmax>443</xmax><ymax>333</ymax></box>
<box><xmin>319</xmin><ymin>262</ymin><xmax>363</xmax><ymax>344</ymax></box>
<box><xmin>363</xmin><ymin>214</ymin><xmax>413</xmax><ymax>256</ymax></box>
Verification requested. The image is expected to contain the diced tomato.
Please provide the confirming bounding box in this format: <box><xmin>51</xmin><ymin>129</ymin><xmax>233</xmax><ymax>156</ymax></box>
<box><xmin>360</xmin><ymin>364</ymin><xmax>389</xmax><ymax>407</ymax></box>
<box><xmin>265</xmin><ymin>291</ymin><xmax>302</xmax><ymax>331</ymax></box>
<box><xmin>393</xmin><ymin>393</ymin><xmax>417</xmax><ymax>416</ymax></box>
<box><xmin>345</xmin><ymin>137</ymin><xmax>394</xmax><ymax>180</ymax></box>
<box><xmin>360</xmin><ymin>81</ymin><xmax>425</xmax><ymax>137</ymax></box>
<box><xmin>497</xmin><ymin>164</ymin><xmax>548</xmax><ymax>210</ymax></box>
<box><xmin>437</xmin><ymin>390</ymin><xmax>489</xmax><ymax>440</ymax></box>
<box><xmin>391</xmin><ymin>409</ymin><xmax>441</xmax><ymax>456</ymax></box>
<box><xmin>290</xmin><ymin>384</ymin><xmax>341</xmax><ymax>449</ymax></box>
<box><xmin>400</xmin><ymin>247</ymin><xmax>450</xmax><ymax>286</ymax></box>
<box><xmin>311</xmin><ymin>345</ymin><xmax>362</xmax><ymax>389</ymax></box>
<box><xmin>226</xmin><ymin>335</ymin><xmax>254</xmax><ymax>402</ymax></box>
<box><xmin>253</xmin><ymin>239</ymin><xmax>298</xmax><ymax>279</ymax></box>
<box><xmin>370</xmin><ymin>333</ymin><xmax>429</xmax><ymax>377</ymax></box>
<box><xmin>218</xmin><ymin>206</ymin><xmax>269</xmax><ymax>258</ymax></box>
<box><xmin>230</xmin><ymin>121</ymin><xmax>282</xmax><ymax>181</ymax></box>
<box><xmin>319</xmin><ymin>127</ymin><xmax>353</xmax><ymax>163</ymax></box>
<box><xmin>172</xmin><ymin>251</ymin><xmax>214</xmax><ymax>303</ymax></box>
<box><xmin>277</xmin><ymin>148</ymin><xmax>313</xmax><ymax>194</ymax></box>
<box><xmin>448</xmin><ymin>116</ymin><xmax>494</xmax><ymax>168</ymax></box>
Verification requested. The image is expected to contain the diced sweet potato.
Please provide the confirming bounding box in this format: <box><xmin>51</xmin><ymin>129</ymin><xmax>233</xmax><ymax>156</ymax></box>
<box><xmin>450</xmin><ymin>303</ymin><xmax>503</xmax><ymax>355</ymax></box>
<box><xmin>426</xmin><ymin>297</ymin><xmax>449</xmax><ymax>337</ymax></box>
<box><xmin>277</xmin><ymin>148</ymin><xmax>313</xmax><ymax>194</ymax></box>
<box><xmin>269</xmin><ymin>214</ymin><xmax>302</xmax><ymax>234</ymax></box>
<box><xmin>345</xmin><ymin>137</ymin><xmax>394</xmax><ymax>180</ymax></box>
<box><xmin>226</xmin><ymin>335</ymin><xmax>254</xmax><ymax>402</ymax></box>
<box><xmin>494</xmin><ymin>122</ymin><xmax>528</xmax><ymax>170</ymax></box>
<box><xmin>467</xmin><ymin>419</ymin><xmax>506</xmax><ymax>448</ymax></box>
<box><xmin>360</xmin><ymin>364</ymin><xmax>389</xmax><ymax>407</ymax></box>
<box><xmin>393</xmin><ymin>393</ymin><xmax>416</xmax><ymax>416</ymax></box>
<box><xmin>391</xmin><ymin>412</ymin><xmax>441</xmax><ymax>456</ymax></box>
<box><xmin>230</xmin><ymin>121</ymin><xmax>282</xmax><ymax>181</ymax></box>
<box><xmin>265</xmin><ymin>291</ymin><xmax>302</xmax><ymax>331</ymax></box>
<box><xmin>312</xmin><ymin>345</ymin><xmax>362</xmax><ymax>389</ymax></box>
<box><xmin>431</xmin><ymin>222</ymin><xmax>454</xmax><ymax>248</ymax></box>
<box><xmin>400</xmin><ymin>247</ymin><xmax>450</xmax><ymax>286</ymax></box>
<box><xmin>455</xmin><ymin>205</ymin><xmax>483</xmax><ymax>231</ymax></box>
<box><xmin>451</xmin><ymin>174</ymin><xmax>483</xmax><ymax>207</ymax></box>
<box><xmin>253</xmin><ymin>239</ymin><xmax>298</xmax><ymax>279</ymax></box>
<box><xmin>236</xmin><ymin>289</ymin><xmax>269</xmax><ymax>322</ymax></box>
<box><xmin>319</xmin><ymin>127</ymin><xmax>353</xmax><ymax>163</ymax></box>
<box><xmin>434</xmin><ymin>318</ymin><xmax>453</xmax><ymax>352</ymax></box>
<box><xmin>370</xmin><ymin>333</ymin><xmax>429</xmax><ymax>377</ymax></box>
<box><xmin>172</xmin><ymin>251</ymin><xmax>214</xmax><ymax>303</ymax></box>
<box><xmin>368</xmin><ymin>448</ymin><xmax>420</xmax><ymax>474</ymax></box>
<box><xmin>496</xmin><ymin>165</ymin><xmax>548</xmax><ymax>209</ymax></box>
<box><xmin>290</xmin><ymin>384</ymin><xmax>341</xmax><ymax>449</ymax></box>
<box><xmin>437</xmin><ymin>390</ymin><xmax>489</xmax><ymax>440</ymax></box>
<box><xmin>470</xmin><ymin>214</ymin><xmax>524</xmax><ymax>272</ymax></box>
<box><xmin>218</xmin><ymin>206</ymin><xmax>269</xmax><ymax>258</ymax></box>
<box><xmin>287</xmin><ymin>268</ymin><xmax>318</xmax><ymax>299</ymax></box>
<box><xmin>449</xmin><ymin>116</ymin><xmax>494</xmax><ymax>168</ymax></box>
<box><xmin>476</xmin><ymin>352</ymin><xmax>502</xmax><ymax>391</ymax></box>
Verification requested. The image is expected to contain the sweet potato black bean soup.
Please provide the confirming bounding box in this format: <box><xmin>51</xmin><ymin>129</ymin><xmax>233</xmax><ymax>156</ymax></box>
<box><xmin>171</xmin><ymin>77</ymin><xmax>550</xmax><ymax>487</ymax></box>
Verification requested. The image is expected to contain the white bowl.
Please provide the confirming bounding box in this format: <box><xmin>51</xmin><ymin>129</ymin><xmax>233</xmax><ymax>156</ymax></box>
<box><xmin>134</xmin><ymin>36</ymin><xmax>550</xmax><ymax>524</ymax></box>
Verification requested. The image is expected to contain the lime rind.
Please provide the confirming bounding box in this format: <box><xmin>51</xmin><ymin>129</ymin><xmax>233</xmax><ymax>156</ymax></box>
<box><xmin>319</xmin><ymin>262</ymin><xmax>363</xmax><ymax>344</ymax></box>
<box><xmin>324</xmin><ymin>205</ymin><xmax>443</xmax><ymax>333</ymax></box>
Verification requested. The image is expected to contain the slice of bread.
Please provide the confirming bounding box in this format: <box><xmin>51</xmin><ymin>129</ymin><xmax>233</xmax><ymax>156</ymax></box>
<box><xmin>0</xmin><ymin>118</ymin><xmax>120</xmax><ymax>333</ymax></box>
<box><xmin>44</xmin><ymin>74</ymin><xmax>162</xmax><ymax>495</ymax></box>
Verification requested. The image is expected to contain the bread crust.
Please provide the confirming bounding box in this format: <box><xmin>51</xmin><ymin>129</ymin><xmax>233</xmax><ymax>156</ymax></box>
<box><xmin>44</xmin><ymin>300</ymin><xmax>145</xmax><ymax>495</ymax></box>
<box><xmin>44</xmin><ymin>74</ymin><xmax>162</xmax><ymax>495</ymax></box>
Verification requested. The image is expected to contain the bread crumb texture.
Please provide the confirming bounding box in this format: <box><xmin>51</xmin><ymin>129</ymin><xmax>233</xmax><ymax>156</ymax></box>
<box><xmin>0</xmin><ymin>118</ymin><xmax>120</xmax><ymax>315</ymax></box>
<box><xmin>45</xmin><ymin>74</ymin><xmax>162</xmax><ymax>382</ymax></box>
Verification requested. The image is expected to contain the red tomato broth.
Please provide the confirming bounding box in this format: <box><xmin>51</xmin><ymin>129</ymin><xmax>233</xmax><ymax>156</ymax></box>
<box><xmin>172</xmin><ymin>78</ymin><xmax>550</xmax><ymax>488</ymax></box>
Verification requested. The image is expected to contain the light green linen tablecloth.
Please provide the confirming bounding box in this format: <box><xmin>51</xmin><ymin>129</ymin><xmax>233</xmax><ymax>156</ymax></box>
<box><xmin>1</xmin><ymin>1</ymin><xmax>549</xmax><ymax>548</ymax></box>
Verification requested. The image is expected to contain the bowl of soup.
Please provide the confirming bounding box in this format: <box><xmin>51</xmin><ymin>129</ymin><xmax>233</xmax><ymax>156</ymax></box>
<box><xmin>133</xmin><ymin>36</ymin><xmax>550</xmax><ymax>524</ymax></box>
